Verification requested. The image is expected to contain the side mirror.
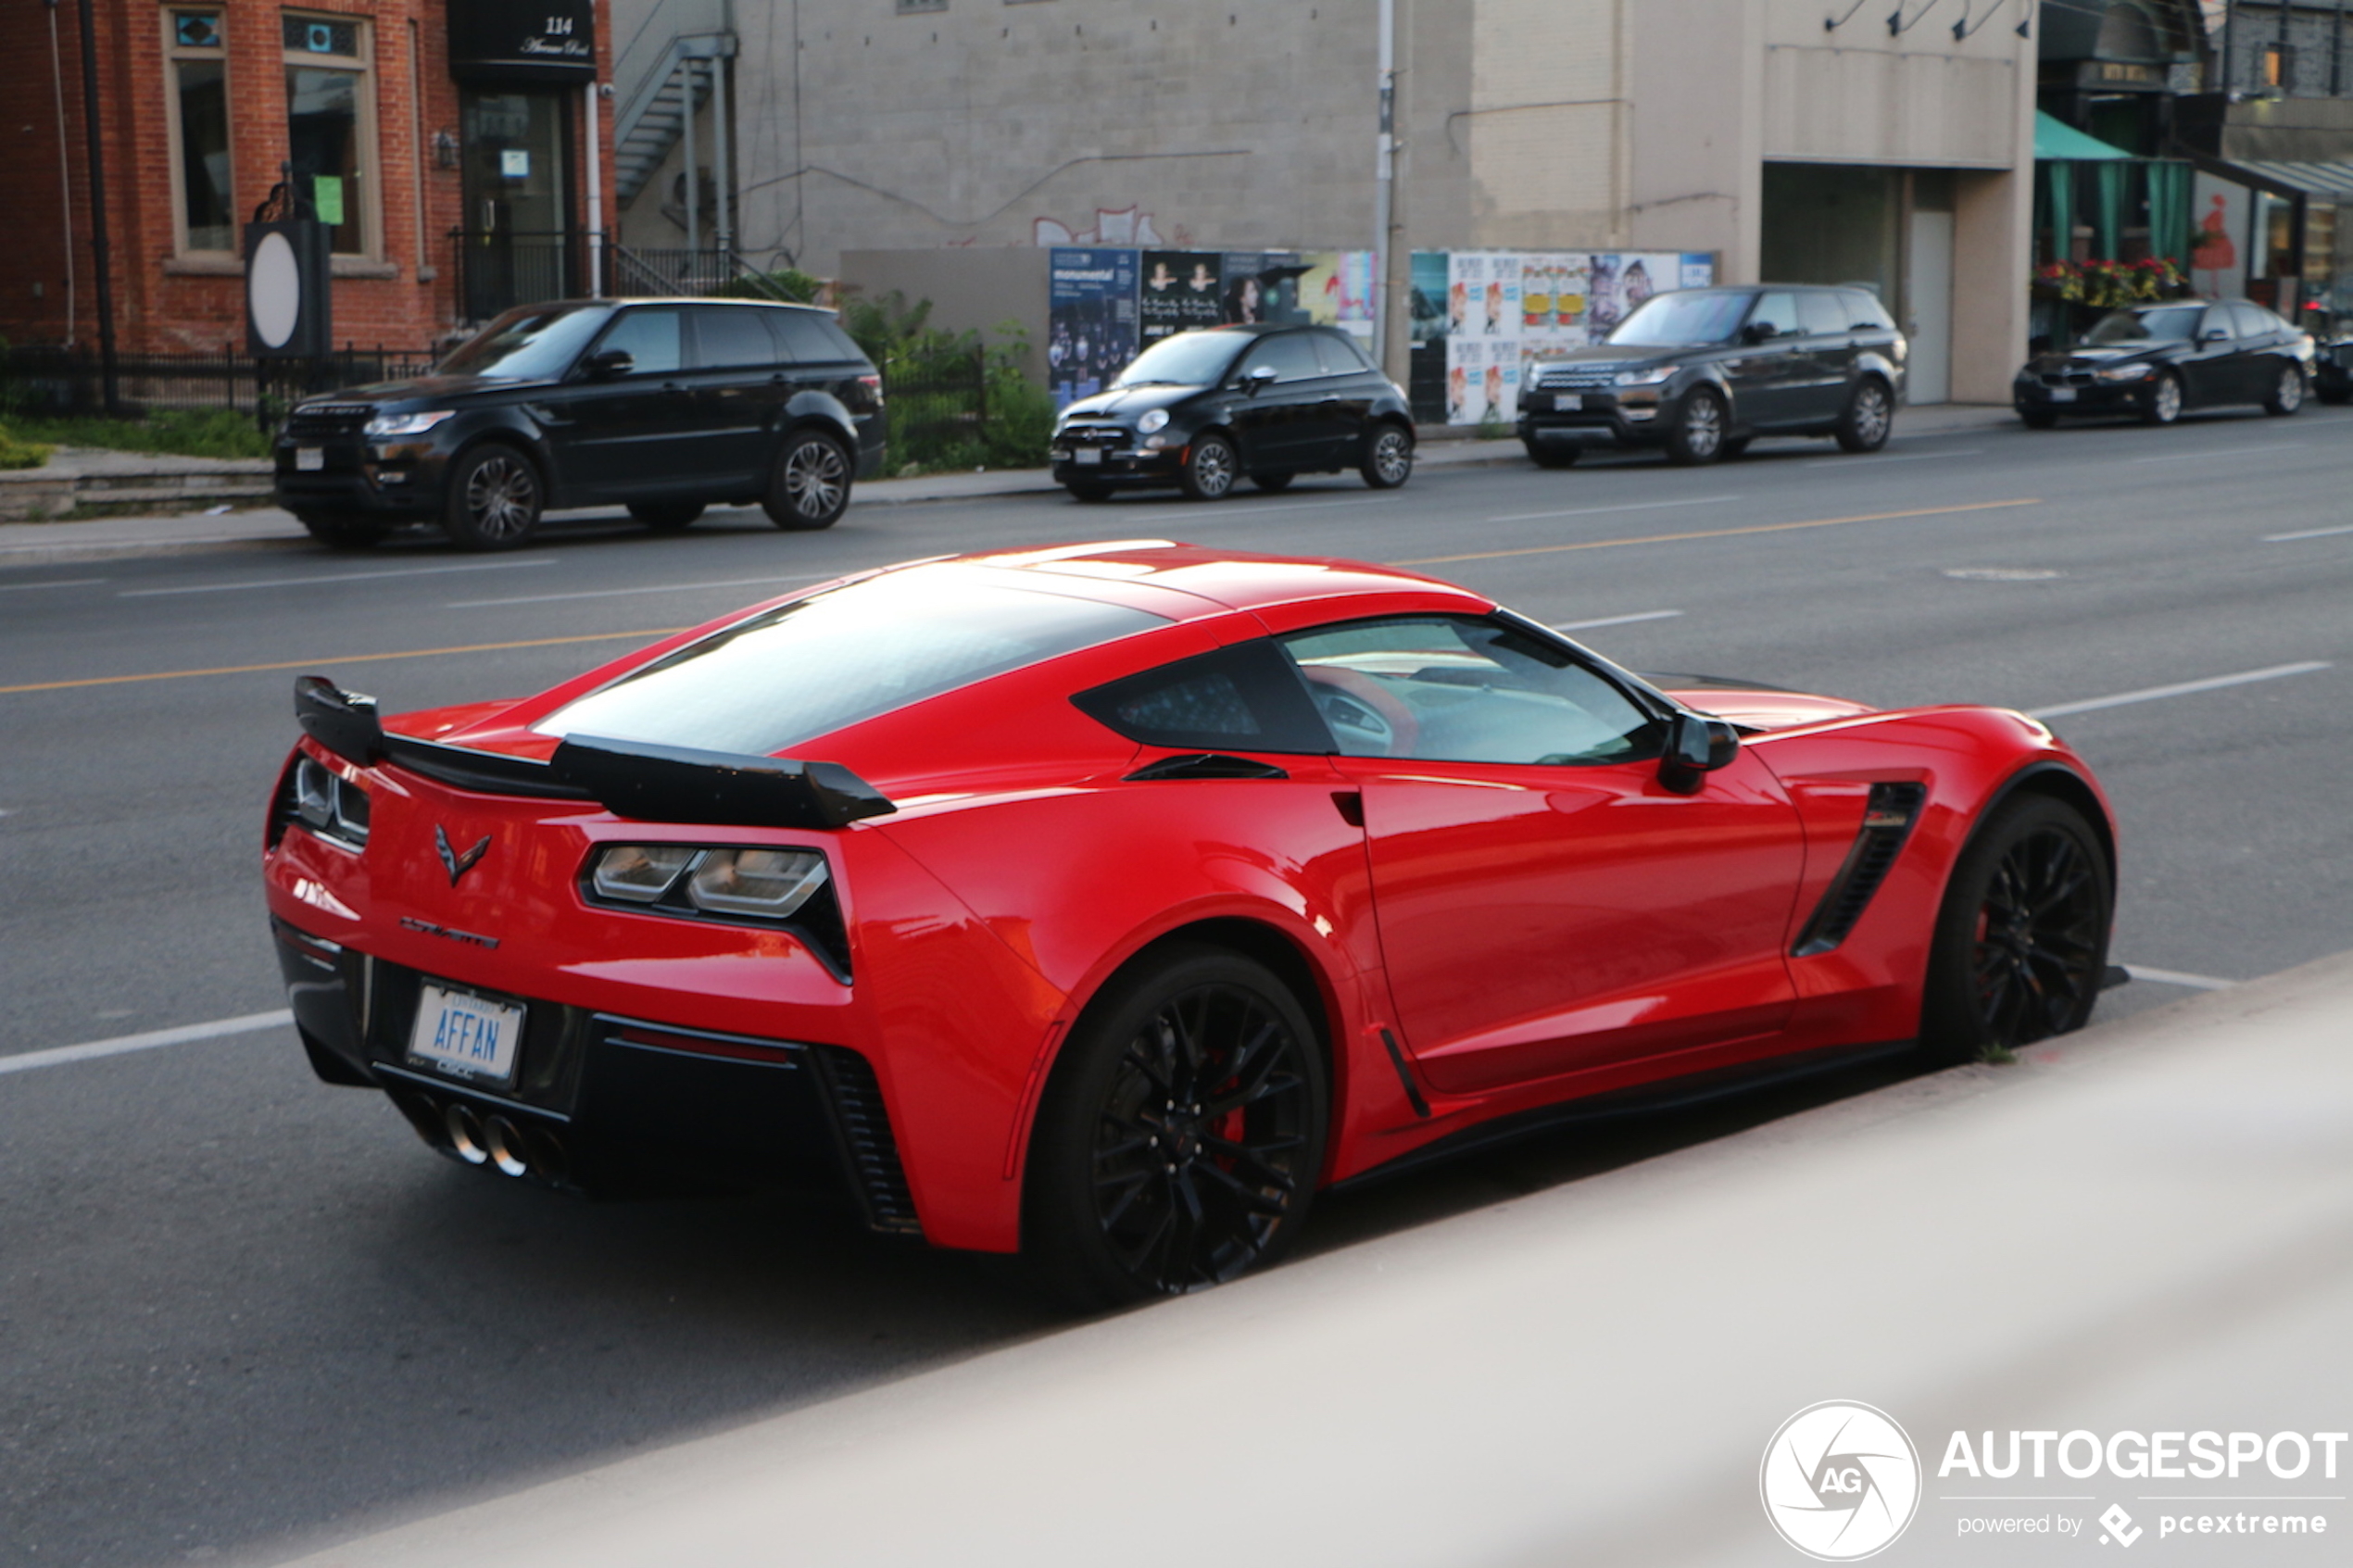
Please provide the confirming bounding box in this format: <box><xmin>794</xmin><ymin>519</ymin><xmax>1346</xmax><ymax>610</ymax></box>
<box><xmin>2202</xmin><ymin>327</ymin><xmax>2231</xmax><ymax>343</ymax></box>
<box><xmin>1242</xmin><ymin>365</ymin><xmax>1278</xmax><ymax>393</ymax></box>
<box><xmin>1658</xmin><ymin>712</ymin><xmax>1740</xmax><ymax>795</ymax></box>
<box><xmin>1741</xmin><ymin>321</ymin><xmax>1779</xmax><ymax>345</ymax></box>
<box><xmin>581</xmin><ymin>347</ymin><xmax>635</xmax><ymax>380</ymax></box>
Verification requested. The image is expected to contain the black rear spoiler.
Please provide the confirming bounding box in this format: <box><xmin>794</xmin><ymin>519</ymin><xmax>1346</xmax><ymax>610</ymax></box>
<box><xmin>294</xmin><ymin>675</ymin><xmax>895</xmax><ymax>829</ymax></box>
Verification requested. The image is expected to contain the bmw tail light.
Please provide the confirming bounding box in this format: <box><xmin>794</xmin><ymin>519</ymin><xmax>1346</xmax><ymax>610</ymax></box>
<box><xmin>686</xmin><ymin>848</ymin><xmax>829</xmax><ymax>918</ymax></box>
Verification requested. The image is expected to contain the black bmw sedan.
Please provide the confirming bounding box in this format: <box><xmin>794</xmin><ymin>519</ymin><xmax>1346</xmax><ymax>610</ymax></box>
<box><xmin>274</xmin><ymin>299</ymin><xmax>885</xmax><ymax>550</ymax></box>
<box><xmin>1049</xmin><ymin>324</ymin><xmax>1416</xmax><ymax>501</ymax></box>
<box><xmin>2013</xmin><ymin>299</ymin><xmax>2314</xmax><ymax>427</ymax></box>
<box><xmin>1516</xmin><ymin>285</ymin><xmax>1907</xmax><ymax>468</ymax></box>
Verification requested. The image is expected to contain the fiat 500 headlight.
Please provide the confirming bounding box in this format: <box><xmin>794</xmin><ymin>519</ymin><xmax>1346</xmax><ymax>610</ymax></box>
<box><xmin>1137</xmin><ymin>408</ymin><xmax>1171</xmax><ymax>433</ymax></box>
<box><xmin>586</xmin><ymin>845</ymin><xmax>829</xmax><ymax>921</ymax></box>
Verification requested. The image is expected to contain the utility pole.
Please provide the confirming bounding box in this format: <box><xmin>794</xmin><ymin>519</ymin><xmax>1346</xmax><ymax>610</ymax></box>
<box><xmin>1372</xmin><ymin>0</ymin><xmax>1396</xmax><ymax>370</ymax></box>
<box><xmin>72</xmin><ymin>0</ymin><xmax>120</xmax><ymax>413</ymax></box>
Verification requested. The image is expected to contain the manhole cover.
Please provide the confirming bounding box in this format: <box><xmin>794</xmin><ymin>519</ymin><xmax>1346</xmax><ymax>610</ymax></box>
<box><xmin>1942</xmin><ymin>567</ymin><xmax>2064</xmax><ymax>581</ymax></box>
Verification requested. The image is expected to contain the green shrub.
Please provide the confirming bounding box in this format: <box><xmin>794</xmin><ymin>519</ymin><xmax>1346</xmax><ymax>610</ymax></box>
<box><xmin>5</xmin><ymin>408</ymin><xmax>270</xmax><ymax>460</ymax></box>
<box><xmin>0</xmin><ymin>423</ymin><xmax>53</xmax><ymax>469</ymax></box>
<box><xmin>839</xmin><ymin>292</ymin><xmax>1051</xmax><ymax>473</ymax></box>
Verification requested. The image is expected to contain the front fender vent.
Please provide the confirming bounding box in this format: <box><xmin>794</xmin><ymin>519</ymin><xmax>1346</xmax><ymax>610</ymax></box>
<box><xmin>1792</xmin><ymin>782</ymin><xmax>1927</xmax><ymax>958</ymax></box>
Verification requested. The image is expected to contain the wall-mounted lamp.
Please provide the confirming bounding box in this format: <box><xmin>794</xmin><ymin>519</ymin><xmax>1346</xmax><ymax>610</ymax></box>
<box><xmin>434</xmin><ymin>131</ymin><xmax>460</xmax><ymax>169</ymax></box>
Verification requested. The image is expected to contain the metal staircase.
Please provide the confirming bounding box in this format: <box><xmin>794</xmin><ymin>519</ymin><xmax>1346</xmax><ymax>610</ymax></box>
<box><xmin>611</xmin><ymin>0</ymin><xmax>736</xmax><ymax>212</ymax></box>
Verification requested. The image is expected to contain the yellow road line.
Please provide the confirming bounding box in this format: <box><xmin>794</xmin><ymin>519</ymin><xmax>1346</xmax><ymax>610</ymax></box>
<box><xmin>0</xmin><ymin>629</ymin><xmax>686</xmax><ymax>696</ymax></box>
<box><xmin>1392</xmin><ymin>497</ymin><xmax>2043</xmax><ymax>567</ymax></box>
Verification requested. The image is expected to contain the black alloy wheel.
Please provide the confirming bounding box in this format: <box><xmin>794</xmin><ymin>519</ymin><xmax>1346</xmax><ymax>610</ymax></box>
<box><xmin>1664</xmin><ymin>387</ymin><xmax>1726</xmax><ymax>465</ymax></box>
<box><xmin>629</xmin><ymin>500</ymin><xmax>705</xmax><ymax>532</ymax></box>
<box><xmin>1179</xmin><ymin>433</ymin><xmax>1239</xmax><ymax>500</ymax></box>
<box><xmin>443</xmin><ymin>444</ymin><xmax>543</xmax><ymax>551</ymax></box>
<box><xmin>295</xmin><ymin>510</ymin><xmax>385</xmax><ymax>550</ymax></box>
<box><xmin>764</xmin><ymin>430</ymin><xmax>852</xmax><ymax>530</ymax></box>
<box><xmin>1065</xmin><ymin>481</ymin><xmax>1115</xmax><ymax>503</ymax></box>
<box><xmin>1361</xmin><ymin>424</ymin><xmax>1415</xmax><ymax>489</ymax></box>
<box><xmin>2263</xmin><ymin>362</ymin><xmax>2307</xmax><ymax>417</ymax></box>
<box><xmin>1834</xmin><ymin>378</ymin><xmax>1894</xmax><ymax>453</ymax></box>
<box><xmin>1250</xmin><ymin>470</ymin><xmax>1296</xmax><ymax>493</ymax></box>
<box><xmin>1920</xmin><ymin>796</ymin><xmax>2111</xmax><ymax>1063</ymax></box>
<box><xmin>1026</xmin><ymin>946</ymin><xmax>1327</xmax><ymax>1307</ymax></box>
<box><xmin>1524</xmin><ymin>440</ymin><xmax>1580</xmax><ymax>469</ymax></box>
<box><xmin>2140</xmin><ymin>370</ymin><xmax>2183</xmax><ymax>425</ymax></box>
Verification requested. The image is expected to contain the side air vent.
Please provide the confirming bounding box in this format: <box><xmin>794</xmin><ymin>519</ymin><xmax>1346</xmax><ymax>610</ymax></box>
<box><xmin>810</xmin><ymin>1046</ymin><xmax>923</xmax><ymax>1236</ymax></box>
<box><xmin>1792</xmin><ymin>782</ymin><xmax>1928</xmax><ymax>958</ymax></box>
<box><xmin>1124</xmin><ymin>753</ymin><xmax>1290</xmax><ymax>782</ymax></box>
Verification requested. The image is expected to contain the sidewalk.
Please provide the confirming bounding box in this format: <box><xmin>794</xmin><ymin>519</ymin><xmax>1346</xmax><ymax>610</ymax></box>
<box><xmin>253</xmin><ymin>951</ymin><xmax>2353</xmax><ymax>1568</ymax></box>
<box><xmin>0</xmin><ymin>405</ymin><xmax>2021</xmax><ymax>568</ymax></box>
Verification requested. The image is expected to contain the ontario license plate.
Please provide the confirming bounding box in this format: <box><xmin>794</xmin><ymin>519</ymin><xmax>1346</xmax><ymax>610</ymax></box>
<box><xmin>1554</xmin><ymin>394</ymin><xmax>1583</xmax><ymax>411</ymax></box>
<box><xmin>2049</xmin><ymin>387</ymin><xmax>2077</xmax><ymax>403</ymax></box>
<box><xmin>1074</xmin><ymin>446</ymin><xmax>1103</xmax><ymax>465</ymax></box>
<box><xmin>409</xmin><ymin>984</ymin><xmax>524</xmax><ymax>1084</ymax></box>
<box><xmin>296</xmin><ymin>446</ymin><xmax>325</xmax><ymax>470</ymax></box>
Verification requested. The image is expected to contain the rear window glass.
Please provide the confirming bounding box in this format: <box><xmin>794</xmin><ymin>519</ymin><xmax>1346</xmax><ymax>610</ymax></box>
<box><xmin>1839</xmin><ymin>289</ymin><xmax>1896</xmax><ymax>331</ymax></box>
<box><xmin>695</xmin><ymin>307</ymin><xmax>782</xmax><ymax>370</ymax></box>
<box><xmin>1073</xmin><ymin>641</ymin><xmax>1334</xmax><ymax>754</ymax></box>
<box><xmin>1313</xmin><ymin>332</ymin><xmax>1377</xmax><ymax>375</ymax></box>
<box><xmin>536</xmin><ymin>571</ymin><xmax>1168</xmax><ymax>755</ymax></box>
<box><xmin>1796</xmin><ymin>293</ymin><xmax>1848</xmax><ymax>336</ymax></box>
<box><xmin>772</xmin><ymin>310</ymin><xmax>864</xmax><ymax>364</ymax></box>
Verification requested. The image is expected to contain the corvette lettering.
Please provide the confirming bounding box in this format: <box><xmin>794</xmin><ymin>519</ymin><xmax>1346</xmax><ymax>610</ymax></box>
<box><xmin>398</xmin><ymin>916</ymin><xmax>498</xmax><ymax>949</ymax></box>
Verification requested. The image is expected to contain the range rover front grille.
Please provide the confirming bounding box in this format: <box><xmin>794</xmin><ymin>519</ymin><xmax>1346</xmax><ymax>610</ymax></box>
<box><xmin>284</xmin><ymin>404</ymin><xmax>374</xmax><ymax>440</ymax></box>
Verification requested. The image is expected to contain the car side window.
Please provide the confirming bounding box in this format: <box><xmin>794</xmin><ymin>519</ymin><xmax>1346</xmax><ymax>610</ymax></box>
<box><xmin>1276</xmin><ymin>616</ymin><xmax>1662</xmax><ymax>766</ymax></box>
<box><xmin>2199</xmin><ymin>307</ymin><xmax>2236</xmax><ymax>342</ymax></box>
<box><xmin>693</xmin><ymin>307</ymin><xmax>781</xmax><ymax>370</ymax></box>
<box><xmin>1797</xmin><ymin>292</ymin><xmax>1848</xmax><ymax>337</ymax></box>
<box><xmin>1747</xmin><ymin>293</ymin><xmax>1800</xmax><ymax>341</ymax></box>
<box><xmin>2228</xmin><ymin>303</ymin><xmax>2271</xmax><ymax>340</ymax></box>
<box><xmin>594</xmin><ymin>308</ymin><xmax>685</xmax><ymax>375</ymax></box>
<box><xmin>1244</xmin><ymin>333</ymin><xmax>1327</xmax><ymax>383</ymax></box>
<box><xmin>1312</xmin><ymin>332</ymin><xmax>1376</xmax><ymax>376</ymax></box>
<box><xmin>772</xmin><ymin>310</ymin><xmax>859</xmax><ymax>364</ymax></box>
<box><xmin>1840</xmin><ymin>289</ymin><xmax>1896</xmax><ymax>331</ymax></box>
<box><xmin>1072</xmin><ymin>640</ymin><xmax>1335</xmax><ymax>754</ymax></box>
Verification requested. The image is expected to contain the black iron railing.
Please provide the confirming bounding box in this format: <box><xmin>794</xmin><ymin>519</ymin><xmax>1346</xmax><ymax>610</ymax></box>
<box><xmin>0</xmin><ymin>343</ymin><xmax>438</xmax><ymax>420</ymax></box>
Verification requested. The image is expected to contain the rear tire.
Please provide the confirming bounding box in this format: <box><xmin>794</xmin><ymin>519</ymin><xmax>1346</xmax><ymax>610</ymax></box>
<box><xmin>1664</xmin><ymin>388</ymin><xmax>1726</xmax><ymax>465</ymax></box>
<box><xmin>1919</xmin><ymin>795</ymin><xmax>2111</xmax><ymax>1065</ymax></box>
<box><xmin>1523</xmin><ymin>440</ymin><xmax>1580</xmax><ymax>469</ymax></box>
<box><xmin>2263</xmin><ymin>362</ymin><xmax>2307</xmax><ymax>416</ymax></box>
<box><xmin>1360</xmin><ymin>423</ymin><xmax>1414</xmax><ymax>488</ymax></box>
<box><xmin>1178</xmin><ymin>433</ymin><xmax>1239</xmax><ymax>500</ymax></box>
<box><xmin>1833</xmin><ymin>378</ymin><xmax>1894</xmax><ymax>453</ymax></box>
<box><xmin>1025</xmin><ymin>944</ymin><xmax>1327</xmax><ymax>1309</ymax></box>
<box><xmin>1250</xmin><ymin>470</ymin><xmax>1296</xmax><ymax>493</ymax></box>
<box><xmin>763</xmin><ymin>430</ymin><xmax>852</xmax><ymax>530</ymax></box>
<box><xmin>629</xmin><ymin>500</ymin><xmax>705</xmax><ymax>532</ymax></box>
<box><xmin>295</xmin><ymin>511</ymin><xmax>385</xmax><ymax>550</ymax></box>
<box><xmin>442</xmin><ymin>444</ymin><xmax>543</xmax><ymax>551</ymax></box>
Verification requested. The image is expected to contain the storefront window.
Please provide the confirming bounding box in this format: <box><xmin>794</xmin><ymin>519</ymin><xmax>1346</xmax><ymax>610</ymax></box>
<box><xmin>282</xmin><ymin>14</ymin><xmax>376</xmax><ymax>257</ymax></box>
<box><xmin>165</xmin><ymin>10</ymin><xmax>233</xmax><ymax>254</ymax></box>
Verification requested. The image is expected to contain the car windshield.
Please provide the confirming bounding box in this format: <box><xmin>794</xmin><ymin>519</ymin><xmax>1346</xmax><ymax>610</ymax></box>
<box><xmin>2085</xmin><ymin>307</ymin><xmax>2203</xmax><ymax>345</ymax></box>
<box><xmin>436</xmin><ymin>307</ymin><xmax>610</xmax><ymax>380</ymax></box>
<box><xmin>1113</xmin><ymin>332</ymin><xmax>1248</xmax><ymax>387</ymax></box>
<box><xmin>1607</xmin><ymin>291</ymin><xmax>1753</xmax><ymax>347</ymax></box>
<box><xmin>534</xmin><ymin>569</ymin><xmax>1170</xmax><ymax>755</ymax></box>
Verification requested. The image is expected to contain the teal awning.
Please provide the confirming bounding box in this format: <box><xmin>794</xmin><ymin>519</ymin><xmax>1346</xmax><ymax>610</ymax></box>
<box><xmin>2034</xmin><ymin>110</ymin><xmax>2135</xmax><ymax>161</ymax></box>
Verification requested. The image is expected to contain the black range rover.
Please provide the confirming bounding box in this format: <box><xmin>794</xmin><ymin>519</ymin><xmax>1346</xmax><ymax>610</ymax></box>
<box><xmin>1050</xmin><ymin>323</ymin><xmax>1416</xmax><ymax>501</ymax></box>
<box><xmin>1517</xmin><ymin>285</ymin><xmax>1907</xmax><ymax>466</ymax></box>
<box><xmin>274</xmin><ymin>299</ymin><xmax>885</xmax><ymax>549</ymax></box>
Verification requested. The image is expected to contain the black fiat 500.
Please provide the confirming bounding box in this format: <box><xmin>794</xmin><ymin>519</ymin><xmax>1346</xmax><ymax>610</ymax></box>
<box><xmin>273</xmin><ymin>299</ymin><xmax>885</xmax><ymax>550</ymax></box>
<box><xmin>1517</xmin><ymin>285</ymin><xmax>1907</xmax><ymax>468</ymax></box>
<box><xmin>1050</xmin><ymin>324</ymin><xmax>1416</xmax><ymax>502</ymax></box>
<box><xmin>2012</xmin><ymin>299</ymin><xmax>2314</xmax><ymax>426</ymax></box>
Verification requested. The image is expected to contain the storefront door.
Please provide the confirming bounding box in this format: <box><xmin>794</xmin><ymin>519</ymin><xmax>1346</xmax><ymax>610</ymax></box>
<box><xmin>459</xmin><ymin>91</ymin><xmax>572</xmax><ymax>321</ymax></box>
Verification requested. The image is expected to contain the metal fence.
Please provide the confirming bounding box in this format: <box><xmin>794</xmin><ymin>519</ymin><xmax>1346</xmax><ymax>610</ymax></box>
<box><xmin>0</xmin><ymin>344</ymin><xmax>438</xmax><ymax>420</ymax></box>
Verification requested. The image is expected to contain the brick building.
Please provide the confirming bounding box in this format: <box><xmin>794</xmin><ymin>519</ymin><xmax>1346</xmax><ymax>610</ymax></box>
<box><xmin>1</xmin><ymin>0</ymin><xmax>615</xmax><ymax>356</ymax></box>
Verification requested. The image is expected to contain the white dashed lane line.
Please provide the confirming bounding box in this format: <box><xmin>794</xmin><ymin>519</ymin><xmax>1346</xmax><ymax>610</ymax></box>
<box><xmin>0</xmin><ymin>1010</ymin><xmax>293</xmax><ymax>1075</ymax></box>
<box><xmin>2030</xmin><ymin>661</ymin><xmax>2331</xmax><ymax>720</ymax></box>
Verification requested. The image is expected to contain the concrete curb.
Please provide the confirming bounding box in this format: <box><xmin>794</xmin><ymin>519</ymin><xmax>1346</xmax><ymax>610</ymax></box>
<box><xmin>248</xmin><ymin>949</ymin><xmax>2353</xmax><ymax>1568</ymax></box>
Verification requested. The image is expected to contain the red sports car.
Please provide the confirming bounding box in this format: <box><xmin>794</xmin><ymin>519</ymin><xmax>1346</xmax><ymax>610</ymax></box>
<box><xmin>264</xmin><ymin>543</ymin><xmax>2116</xmax><ymax>1303</ymax></box>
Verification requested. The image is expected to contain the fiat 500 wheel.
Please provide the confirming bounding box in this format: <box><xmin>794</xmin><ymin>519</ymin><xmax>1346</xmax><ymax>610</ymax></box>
<box><xmin>1179</xmin><ymin>434</ymin><xmax>1239</xmax><ymax>500</ymax></box>
<box><xmin>1919</xmin><ymin>796</ymin><xmax>2111</xmax><ymax>1063</ymax></box>
<box><xmin>1361</xmin><ymin>425</ymin><xmax>1415</xmax><ymax>489</ymax></box>
<box><xmin>443</xmin><ymin>444</ymin><xmax>543</xmax><ymax>551</ymax></box>
<box><xmin>1026</xmin><ymin>945</ymin><xmax>1327</xmax><ymax>1307</ymax></box>
<box><xmin>763</xmin><ymin>431</ymin><xmax>852</xmax><ymax>530</ymax></box>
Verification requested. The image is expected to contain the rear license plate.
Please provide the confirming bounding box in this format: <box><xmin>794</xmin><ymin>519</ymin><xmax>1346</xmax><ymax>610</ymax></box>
<box><xmin>1554</xmin><ymin>394</ymin><xmax>1583</xmax><ymax>411</ymax></box>
<box><xmin>409</xmin><ymin>984</ymin><xmax>525</xmax><ymax>1085</ymax></box>
<box><xmin>296</xmin><ymin>446</ymin><xmax>325</xmax><ymax>470</ymax></box>
<box><xmin>2049</xmin><ymin>386</ymin><xmax>2077</xmax><ymax>403</ymax></box>
<box><xmin>1074</xmin><ymin>446</ymin><xmax>1103</xmax><ymax>465</ymax></box>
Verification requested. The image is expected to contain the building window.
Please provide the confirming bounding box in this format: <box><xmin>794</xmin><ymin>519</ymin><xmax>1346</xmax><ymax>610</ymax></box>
<box><xmin>165</xmin><ymin>10</ymin><xmax>233</xmax><ymax>254</ymax></box>
<box><xmin>2263</xmin><ymin>43</ymin><xmax>2295</xmax><ymax>92</ymax></box>
<box><xmin>283</xmin><ymin>12</ymin><xmax>379</xmax><ymax>257</ymax></box>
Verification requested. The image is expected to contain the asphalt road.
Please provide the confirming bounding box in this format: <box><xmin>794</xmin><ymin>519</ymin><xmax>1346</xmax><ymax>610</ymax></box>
<box><xmin>4</xmin><ymin>404</ymin><xmax>2349</xmax><ymax>1566</ymax></box>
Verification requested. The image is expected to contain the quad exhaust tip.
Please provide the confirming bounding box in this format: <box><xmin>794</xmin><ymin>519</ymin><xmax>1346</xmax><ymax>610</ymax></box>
<box><xmin>396</xmin><ymin>1087</ymin><xmax>567</xmax><ymax>1182</ymax></box>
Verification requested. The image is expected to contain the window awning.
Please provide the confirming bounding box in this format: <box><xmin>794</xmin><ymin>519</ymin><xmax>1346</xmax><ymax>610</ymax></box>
<box><xmin>2214</xmin><ymin>159</ymin><xmax>2353</xmax><ymax>202</ymax></box>
<box><xmin>2034</xmin><ymin>110</ymin><xmax>2136</xmax><ymax>161</ymax></box>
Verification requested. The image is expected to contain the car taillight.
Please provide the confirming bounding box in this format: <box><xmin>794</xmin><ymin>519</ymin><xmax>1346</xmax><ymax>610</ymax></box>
<box><xmin>585</xmin><ymin>845</ymin><xmax>829</xmax><ymax>921</ymax></box>
<box><xmin>280</xmin><ymin>754</ymin><xmax>371</xmax><ymax>849</ymax></box>
<box><xmin>858</xmin><ymin>373</ymin><xmax>884</xmax><ymax>403</ymax></box>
